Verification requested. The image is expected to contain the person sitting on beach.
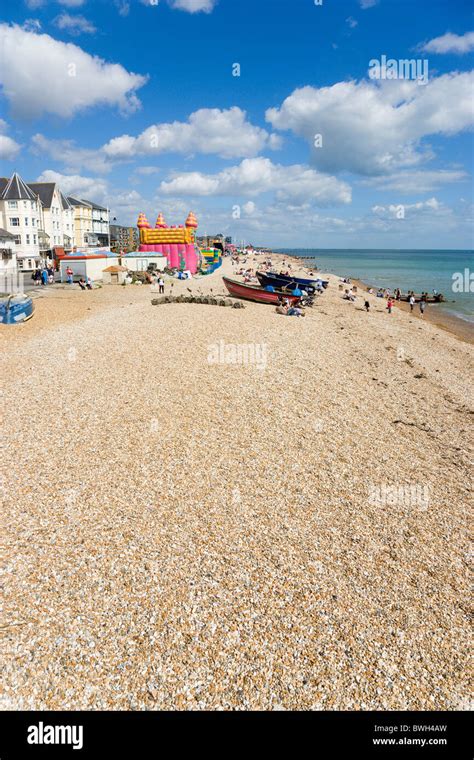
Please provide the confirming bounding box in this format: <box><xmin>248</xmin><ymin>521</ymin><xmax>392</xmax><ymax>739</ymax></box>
<box><xmin>86</xmin><ymin>277</ymin><xmax>93</xmax><ymax>290</ymax></box>
<box><xmin>78</xmin><ymin>278</ymin><xmax>86</xmax><ymax>290</ymax></box>
<box><xmin>275</xmin><ymin>304</ymin><xmax>288</xmax><ymax>315</ymax></box>
<box><xmin>287</xmin><ymin>306</ymin><xmax>304</xmax><ymax>317</ymax></box>
<box><xmin>344</xmin><ymin>289</ymin><xmax>356</xmax><ymax>302</ymax></box>
<box><xmin>364</xmin><ymin>300</ymin><xmax>370</xmax><ymax>312</ymax></box>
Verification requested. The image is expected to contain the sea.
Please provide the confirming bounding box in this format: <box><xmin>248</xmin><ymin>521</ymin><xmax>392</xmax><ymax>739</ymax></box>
<box><xmin>275</xmin><ymin>249</ymin><xmax>474</xmax><ymax>325</ymax></box>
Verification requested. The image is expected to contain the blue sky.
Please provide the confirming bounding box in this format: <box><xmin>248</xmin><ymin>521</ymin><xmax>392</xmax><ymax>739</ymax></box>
<box><xmin>0</xmin><ymin>0</ymin><xmax>473</xmax><ymax>247</ymax></box>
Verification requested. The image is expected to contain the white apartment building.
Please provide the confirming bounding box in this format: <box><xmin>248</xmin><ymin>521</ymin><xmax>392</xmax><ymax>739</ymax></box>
<box><xmin>82</xmin><ymin>200</ymin><xmax>110</xmax><ymax>247</ymax></box>
<box><xmin>0</xmin><ymin>227</ymin><xmax>17</xmax><ymax>275</ymax></box>
<box><xmin>67</xmin><ymin>196</ymin><xmax>94</xmax><ymax>248</ymax></box>
<box><xmin>28</xmin><ymin>182</ymin><xmax>75</xmax><ymax>255</ymax></box>
<box><xmin>0</xmin><ymin>173</ymin><xmax>42</xmax><ymax>270</ymax></box>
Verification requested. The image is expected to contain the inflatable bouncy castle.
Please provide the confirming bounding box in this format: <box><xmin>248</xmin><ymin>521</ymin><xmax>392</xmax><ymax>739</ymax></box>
<box><xmin>137</xmin><ymin>211</ymin><xmax>199</xmax><ymax>273</ymax></box>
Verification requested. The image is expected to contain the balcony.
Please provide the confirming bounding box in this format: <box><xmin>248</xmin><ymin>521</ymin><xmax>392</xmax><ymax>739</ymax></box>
<box><xmin>38</xmin><ymin>229</ymin><xmax>50</xmax><ymax>251</ymax></box>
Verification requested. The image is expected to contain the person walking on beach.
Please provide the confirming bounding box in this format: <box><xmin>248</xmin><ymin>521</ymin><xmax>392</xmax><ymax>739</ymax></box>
<box><xmin>386</xmin><ymin>297</ymin><xmax>393</xmax><ymax>314</ymax></box>
<box><xmin>409</xmin><ymin>294</ymin><xmax>415</xmax><ymax>312</ymax></box>
<box><xmin>419</xmin><ymin>299</ymin><xmax>426</xmax><ymax>317</ymax></box>
<box><xmin>47</xmin><ymin>266</ymin><xmax>54</xmax><ymax>284</ymax></box>
<box><xmin>41</xmin><ymin>268</ymin><xmax>48</xmax><ymax>286</ymax></box>
<box><xmin>364</xmin><ymin>299</ymin><xmax>370</xmax><ymax>312</ymax></box>
<box><xmin>158</xmin><ymin>276</ymin><xmax>164</xmax><ymax>294</ymax></box>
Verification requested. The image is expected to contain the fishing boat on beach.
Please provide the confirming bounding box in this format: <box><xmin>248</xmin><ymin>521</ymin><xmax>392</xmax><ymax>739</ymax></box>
<box><xmin>256</xmin><ymin>271</ymin><xmax>329</xmax><ymax>291</ymax></box>
<box><xmin>222</xmin><ymin>276</ymin><xmax>301</xmax><ymax>305</ymax></box>
<box><xmin>398</xmin><ymin>293</ymin><xmax>445</xmax><ymax>304</ymax></box>
<box><xmin>0</xmin><ymin>294</ymin><xmax>34</xmax><ymax>324</ymax></box>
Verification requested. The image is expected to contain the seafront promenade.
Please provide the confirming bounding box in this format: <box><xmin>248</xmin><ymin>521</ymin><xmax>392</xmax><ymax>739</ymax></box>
<box><xmin>1</xmin><ymin>255</ymin><xmax>472</xmax><ymax>710</ymax></box>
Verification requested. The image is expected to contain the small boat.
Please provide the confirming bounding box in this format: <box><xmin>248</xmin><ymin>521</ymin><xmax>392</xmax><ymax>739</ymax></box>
<box><xmin>222</xmin><ymin>277</ymin><xmax>301</xmax><ymax>305</ymax></box>
<box><xmin>256</xmin><ymin>271</ymin><xmax>329</xmax><ymax>291</ymax></box>
<box><xmin>398</xmin><ymin>293</ymin><xmax>445</xmax><ymax>304</ymax></box>
<box><xmin>0</xmin><ymin>295</ymin><xmax>34</xmax><ymax>324</ymax></box>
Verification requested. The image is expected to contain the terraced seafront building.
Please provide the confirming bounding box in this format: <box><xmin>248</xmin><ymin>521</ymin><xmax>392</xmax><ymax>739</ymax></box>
<box><xmin>0</xmin><ymin>173</ymin><xmax>42</xmax><ymax>271</ymax></box>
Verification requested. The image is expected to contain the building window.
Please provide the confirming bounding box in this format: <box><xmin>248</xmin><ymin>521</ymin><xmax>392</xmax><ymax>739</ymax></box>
<box><xmin>23</xmin><ymin>201</ymin><xmax>27</xmax><ymax>208</ymax></box>
<box><xmin>14</xmin><ymin>235</ymin><xmax>21</xmax><ymax>245</ymax></box>
<box><xmin>25</xmin><ymin>217</ymin><xmax>29</xmax><ymax>226</ymax></box>
<box><xmin>8</xmin><ymin>200</ymin><xmax>18</xmax><ymax>209</ymax></box>
<box><xmin>32</xmin><ymin>218</ymin><xmax>35</xmax><ymax>226</ymax></box>
<box><xmin>26</xmin><ymin>234</ymin><xmax>30</xmax><ymax>244</ymax></box>
<box><xmin>33</xmin><ymin>234</ymin><xmax>37</xmax><ymax>244</ymax></box>
<box><xmin>9</xmin><ymin>217</ymin><xmax>20</xmax><ymax>226</ymax></box>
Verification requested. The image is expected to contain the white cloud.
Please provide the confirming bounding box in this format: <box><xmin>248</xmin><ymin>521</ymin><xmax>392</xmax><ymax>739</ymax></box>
<box><xmin>346</xmin><ymin>17</ymin><xmax>358</xmax><ymax>29</ymax></box>
<box><xmin>53</xmin><ymin>13</ymin><xmax>97</xmax><ymax>35</ymax></box>
<box><xmin>159</xmin><ymin>157</ymin><xmax>352</xmax><ymax>206</ymax></box>
<box><xmin>36</xmin><ymin>170</ymin><xmax>109</xmax><ymax>204</ymax></box>
<box><xmin>420</xmin><ymin>31</ymin><xmax>474</xmax><ymax>55</ymax></box>
<box><xmin>102</xmin><ymin>107</ymin><xmax>280</xmax><ymax>160</ymax></box>
<box><xmin>370</xmin><ymin>198</ymin><xmax>457</xmax><ymax>223</ymax></box>
<box><xmin>0</xmin><ymin>119</ymin><xmax>21</xmax><ymax>160</ymax></box>
<box><xmin>168</xmin><ymin>0</ymin><xmax>217</xmax><ymax>12</ymax></box>
<box><xmin>135</xmin><ymin>166</ymin><xmax>161</xmax><ymax>175</ymax></box>
<box><xmin>23</xmin><ymin>19</ymin><xmax>42</xmax><ymax>32</ymax></box>
<box><xmin>114</xmin><ymin>0</ymin><xmax>130</xmax><ymax>16</ymax></box>
<box><xmin>359</xmin><ymin>0</ymin><xmax>378</xmax><ymax>7</ymax></box>
<box><xmin>242</xmin><ymin>201</ymin><xmax>256</xmax><ymax>215</ymax></box>
<box><xmin>31</xmin><ymin>134</ymin><xmax>112</xmax><ymax>174</ymax></box>
<box><xmin>360</xmin><ymin>168</ymin><xmax>469</xmax><ymax>193</ymax></box>
<box><xmin>0</xmin><ymin>23</ymin><xmax>147</xmax><ymax>119</ymax></box>
<box><xmin>266</xmin><ymin>72</ymin><xmax>474</xmax><ymax>176</ymax></box>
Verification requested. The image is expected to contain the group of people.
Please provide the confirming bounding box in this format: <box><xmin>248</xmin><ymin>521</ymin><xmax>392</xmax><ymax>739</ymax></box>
<box><xmin>275</xmin><ymin>297</ymin><xmax>305</xmax><ymax>317</ymax></box>
<box><xmin>31</xmin><ymin>266</ymin><xmax>54</xmax><ymax>286</ymax></box>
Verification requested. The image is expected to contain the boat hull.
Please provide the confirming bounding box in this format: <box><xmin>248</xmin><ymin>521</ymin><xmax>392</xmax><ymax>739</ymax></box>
<box><xmin>222</xmin><ymin>277</ymin><xmax>300</xmax><ymax>305</ymax></box>
<box><xmin>257</xmin><ymin>271</ymin><xmax>328</xmax><ymax>291</ymax></box>
<box><xmin>0</xmin><ymin>295</ymin><xmax>34</xmax><ymax>324</ymax></box>
<box><xmin>398</xmin><ymin>294</ymin><xmax>445</xmax><ymax>304</ymax></box>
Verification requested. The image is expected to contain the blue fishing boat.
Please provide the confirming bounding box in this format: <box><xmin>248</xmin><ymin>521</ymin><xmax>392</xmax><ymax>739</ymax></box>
<box><xmin>0</xmin><ymin>295</ymin><xmax>34</xmax><ymax>324</ymax></box>
<box><xmin>256</xmin><ymin>271</ymin><xmax>329</xmax><ymax>292</ymax></box>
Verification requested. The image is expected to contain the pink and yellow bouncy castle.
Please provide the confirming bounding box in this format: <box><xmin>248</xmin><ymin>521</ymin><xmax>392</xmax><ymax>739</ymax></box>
<box><xmin>137</xmin><ymin>211</ymin><xmax>199</xmax><ymax>273</ymax></box>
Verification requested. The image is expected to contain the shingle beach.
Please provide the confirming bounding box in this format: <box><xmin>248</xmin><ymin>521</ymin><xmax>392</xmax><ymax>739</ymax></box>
<box><xmin>1</xmin><ymin>255</ymin><xmax>472</xmax><ymax>710</ymax></box>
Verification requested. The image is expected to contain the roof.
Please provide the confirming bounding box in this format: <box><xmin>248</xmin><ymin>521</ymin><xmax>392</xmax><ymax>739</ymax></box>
<box><xmin>67</xmin><ymin>196</ymin><xmax>92</xmax><ymax>208</ymax></box>
<box><xmin>61</xmin><ymin>254</ymin><xmax>109</xmax><ymax>260</ymax></box>
<box><xmin>81</xmin><ymin>199</ymin><xmax>108</xmax><ymax>211</ymax></box>
<box><xmin>123</xmin><ymin>251</ymin><xmax>167</xmax><ymax>257</ymax></box>
<box><xmin>0</xmin><ymin>172</ymin><xmax>38</xmax><ymax>202</ymax></box>
<box><xmin>60</xmin><ymin>191</ymin><xmax>72</xmax><ymax>210</ymax></box>
<box><xmin>27</xmin><ymin>182</ymin><xmax>55</xmax><ymax>208</ymax></box>
<box><xmin>0</xmin><ymin>227</ymin><xmax>15</xmax><ymax>239</ymax></box>
<box><xmin>103</xmin><ymin>265</ymin><xmax>127</xmax><ymax>272</ymax></box>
